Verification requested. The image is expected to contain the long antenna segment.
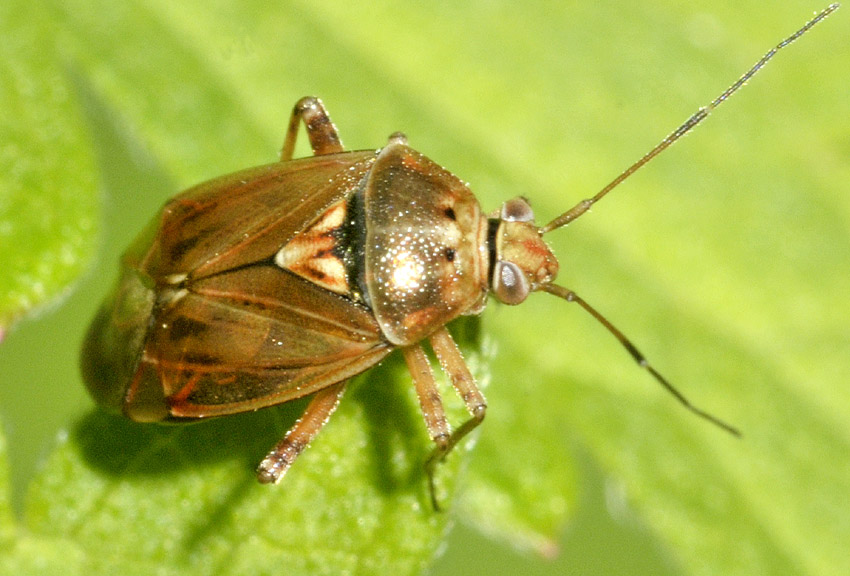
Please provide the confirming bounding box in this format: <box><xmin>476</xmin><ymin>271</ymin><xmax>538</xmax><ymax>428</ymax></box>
<box><xmin>541</xmin><ymin>3</ymin><xmax>839</xmax><ymax>234</ymax></box>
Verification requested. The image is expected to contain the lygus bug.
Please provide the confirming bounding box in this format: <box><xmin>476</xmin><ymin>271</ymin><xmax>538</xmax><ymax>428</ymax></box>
<box><xmin>81</xmin><ymin>5</ymin><xmax>837</xmax><ymax>508</ymax></box>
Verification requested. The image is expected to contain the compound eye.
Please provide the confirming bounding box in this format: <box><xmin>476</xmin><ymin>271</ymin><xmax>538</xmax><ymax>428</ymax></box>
<box><xmin>493</xmin><ymin>261</ymin><xmax>530</xmax><ymax>305</ymax></box>
<box><xmin>500</xmin><ymin>197</ymin><xmax>534</xmax><ymax>222</ymax></box>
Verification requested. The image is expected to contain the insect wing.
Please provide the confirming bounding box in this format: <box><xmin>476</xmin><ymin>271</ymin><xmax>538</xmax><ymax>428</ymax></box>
<box><xmin>132</xmin><ymin>151</ymin><xmax>376</xmax><ymax>280</ymax></box>
<box><xmin>137</xmin><ymin>265</ymin><xmax>391</xmax><ymax>420</ymax></box>
<box><xmin>87</xmin><ymin>150</ymin><xmax>394</xmax><ymax>421</ymax></box>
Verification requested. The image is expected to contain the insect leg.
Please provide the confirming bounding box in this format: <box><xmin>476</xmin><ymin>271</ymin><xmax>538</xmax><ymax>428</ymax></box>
<box><xmin>402</xmin><ymin>344</ymin><xmax>451</xmax><ymax>446</ymax></box>
<box><xmin>429</xmin><ymin>326</ymin><xmax>487</xmax><ymax>447</ymax></box>
<box><xmin>426</xmin><ymin>327</ymin><xmax>488</xmax><ymax>510</ymax></box>
<box><xmin>402</xmin><ymin>344</ymin><xmax>455</xmax><ymax>509</ymax></box>
<box><xmin>255</xmin><ymin>380</ymin><xmax>348</xmax><ymax>484</ymax></box>
<box><xmin>280</xmin><ymin>96</ymin><xmax>345</xmax><ymax>161</ymax></box>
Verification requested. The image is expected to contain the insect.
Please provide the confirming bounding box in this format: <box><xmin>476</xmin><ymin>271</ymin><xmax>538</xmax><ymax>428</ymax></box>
<box><xmin>81</xmin><ymin>5</ymin><xmax>837</xmax><ymax>509</ymax></box>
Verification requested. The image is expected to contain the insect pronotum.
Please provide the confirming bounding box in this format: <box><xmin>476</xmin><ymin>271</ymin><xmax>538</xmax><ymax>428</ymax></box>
<box><xmin>81</xmin><ymin>5</ymin><xmax>838</xmax><ymax>509</ymax></box>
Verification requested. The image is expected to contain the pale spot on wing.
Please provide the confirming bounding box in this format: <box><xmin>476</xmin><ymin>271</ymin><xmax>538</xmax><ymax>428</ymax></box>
<box><xmin>274</xmin><ymin>200</ymin><xmax>350</xmax><ymax>294</ymax></box>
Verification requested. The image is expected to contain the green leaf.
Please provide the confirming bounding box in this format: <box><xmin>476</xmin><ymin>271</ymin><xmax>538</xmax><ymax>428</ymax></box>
<box><xmin>0</xmin><ymin>2</ymin><xmax>97</xmax><ymax>331</ymax></box>
<box><xmin>0</xmin><ymin>419</ymin><xmax>86</xmax><ymax>576</ymax></box>
<box><xmin>25</xmin><ymin>364</ymin><xmax>459</xmax><ymax>575</ymax></box>
<box><xmin>0</xmin><ymin>421</ymin><xmax>12</xmax><ymax>544</ymax></box>
<box><xmin>1</xmin><ymin>1</ymin><xmax>849</xmax><ymax>575</ymax></box>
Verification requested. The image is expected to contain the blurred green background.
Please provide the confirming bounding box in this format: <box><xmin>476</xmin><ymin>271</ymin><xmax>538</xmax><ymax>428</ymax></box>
<box><xmin>1</xmin><ymin>1</ymin><xmax>848</xmax><ymax>575</ymax></box>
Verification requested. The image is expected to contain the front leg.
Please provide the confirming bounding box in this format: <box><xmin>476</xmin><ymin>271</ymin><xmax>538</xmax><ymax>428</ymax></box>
<box><xmin>426</xmin><ymin>327</ymin><xmax>486</xmax><ymax>508</ymax></box>
<box><xmin>403</xmin><ymin>329</ymin><xmax>487</xmax><ymax>510</ymax></box>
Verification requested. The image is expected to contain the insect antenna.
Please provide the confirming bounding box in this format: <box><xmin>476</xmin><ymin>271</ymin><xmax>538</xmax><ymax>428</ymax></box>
<box><xmin>539</xmin><ymin>283</ymin><xmax>742</xmax><ymax>437</ymax></box>
<box><xmin>540</xmin><ymin>3</ymin><xmax>839</xmax><ymax>235</ymax></box>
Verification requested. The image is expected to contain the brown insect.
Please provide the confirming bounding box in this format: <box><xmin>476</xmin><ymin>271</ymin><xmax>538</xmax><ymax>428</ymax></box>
<box><xmin>81</xmin><ymin>6</ymin><xmax>836</xmax><ymax>508</ymax></box>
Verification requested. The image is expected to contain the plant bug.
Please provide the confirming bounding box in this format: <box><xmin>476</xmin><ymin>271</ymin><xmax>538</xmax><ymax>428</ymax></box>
<box><xmin>81</xmin><ymin>5</ymin><xmax>838</xmax><ymax>509</ymax></box>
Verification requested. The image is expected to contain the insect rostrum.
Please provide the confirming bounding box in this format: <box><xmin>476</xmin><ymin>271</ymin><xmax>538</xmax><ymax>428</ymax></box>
<box><xmin>81</xmin><ymin>5</ymin><xmax>837</xmax><ymax>509</ymax></box>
